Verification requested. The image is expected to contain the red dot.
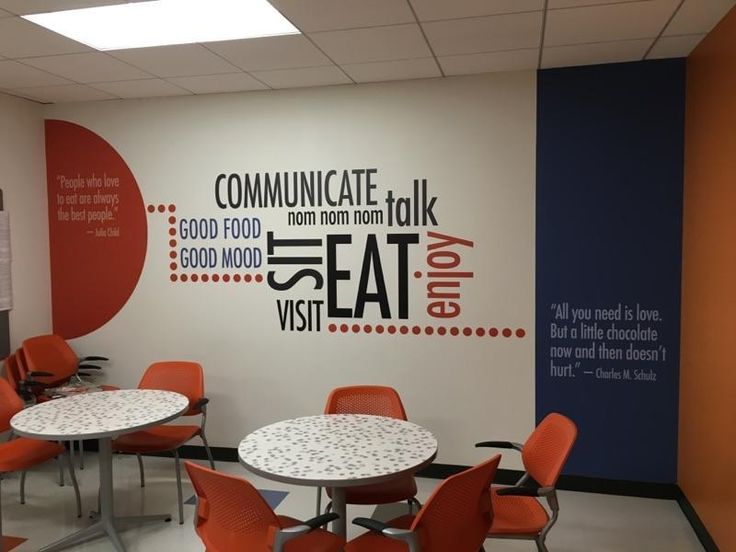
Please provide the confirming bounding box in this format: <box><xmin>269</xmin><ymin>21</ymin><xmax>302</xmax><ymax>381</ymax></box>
<box><xmin>170</xmin><ymin>274</ymin><xmax>178</xmax><ymax>282</ymax></box>
<box><xmin>244</xmin><ymin>274</ymin><xmax>252</xmax><ymax>282</ymax></box>
<box><xmin>191</xmin><ymin>274</ymin><xmax>199</xmax><ymax>282</ymax></box>
<box><xmin>375</xmin><ymin>325</ymin><xmax>385</xmax><ymax>334</ymax></box>
<box><xmin>168</xmin><ymin>216</ymin><xmax>176</xmax><ymax>224</ymax></box>
<box><xmin>388</xmin><ymin>325</ymin><xmax>397</xmax><ymax>334</ymax></box>
<box><xmin>201</xmin><ymin>274</ymin><xmax>209</xmax><ymax>282</ymax></box>
<box><xmin>168</xmin><ymin>228</ymin><xmax>176</xmax><ymax>236</ymax></box>
<box><xmin>437</xmin><ymin>326</ymin><xmax>447</xmax><ymax>335</ymax></box>
<box><xmin>476</xmin><ymin>327</ymin><xmax>485</xmax><ymax>337</ymax></box>
<box><xmin>400</xmin><ymin>325</ymin><xmax>409</xmax><ymax>335</ymax></box>
<box><xmin>169</xmin><ymin>251</ymin><xmax>177</xmax><ymax>259</ymax></box>
<box><xmin>463</xmin><ymin>327</ymin><xmax>472</xmax><ymax>336</ymax></box>
<box><xmin>425</xmin><ymin>326</ymin><xmax>434</xmax><ymax>335</ymax></box>
<box><xmin>352</xmin><ymin>324</ymin><xmax>360</xmax><ymax>333</ymax></box>
<box><xmin>180</xmin><ymin>274</ymin><xmax>188</xmax><ymax>282</ymax></box>
<box><xmin>502</xmin><ymin>328</ymin><xmax>512</xmax><ymax>337</ymax></box>
<box><xmin>168</xmin><ymin>204</ymin><xmax>176</xmax><ymax>213</ymax></box>
<box><xmin>169</xmin><ymin>239</ymin><xmax>177</xmax><ymax>247</ymax></box>
<box><xmin>450</xmin><ymin>327</ymin><xmax>459</xmax><ymax>336</ymax></box>
<box><xmin>364</xmin><ymin>325</ymin><xmax>372</xmax><ymax>333</ymax></box>
<box><xmin>340</xmin><ymin>324</ymin><xmax>349</xmax><ymax>333</ymax></box>
<box><xmin>516</xmin><ymin>328</ymin><xmax>526</xmax><ymax>338</ymax></box>
<box><xmin>222</xmin><ymin>274</ymin><xmax>231</xmax><ymax>282</ymax></box>
<box><xmin>255</xmin><ymin>274</ymin><xmax>263</xmax><ymax>283</ymax></box>
<box><xmin>212</xmin><ymin>274</ymin><xmax>220</xmax><ymax>282</ymax></box>
<box><xmin>412</xmin><ymin>326</ymin><xmax>421</xmax><ymax>335</ymax></box>
<box><xmin>169</xmin><ymin>262</ymin><xmax>177</xmax><ymax>271</ymax></box>
<box><xmin>233</xmin><ymin>274</ymin><xmax>241</xmax><ymax>282</ymax></box>
<box><xmin>147</xmin><ymin>204</ymin><xmax>155</xmax><ymax>213</ymax></box>
<box><xmin>157</xmin><ymin>204</ymin><xmax>165</xmax><ymax>213</ymax></box>
<box><xmin>328</xmin><ymin>323</ymin><xmax>337</xmax><ymax>333</ymax></box>
<box><xmin>414</xmin><ymin>271</ymin><xmax>422</xmax><ymax>278</ymax></box>
<box><xmin>489</xmin><ymin>327</ymin><xmax>499</xmax><ymax>337</ymax></box>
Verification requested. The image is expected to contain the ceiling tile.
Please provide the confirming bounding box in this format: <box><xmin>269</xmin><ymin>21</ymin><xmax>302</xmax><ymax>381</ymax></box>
<box><xmin>168</xmin><ymin>73</ymin><xmax>269</xmax><ymax>94</ymax></box>
<box><xmin>342</xmin><ymin>57</ymin><xmax>440</xmax><ymax>83</ymax></box>
<box><xmin>251</xmin><ymin>65</ymin><xmax>351</xmax><ymax>89</ymax></box>
<box><xmin>439</xmin><ymin>48</ymin><xmax>539</xmax><ymax>75</ymax></box>
<box><xmin>269</xmin><ymin>0</ymin><xmax>414</xmax><ymax>32</ymax></box>
<box><xmin>410</xmin><ymin>0</ymin><xmax>543</xmax><ymax>21</ymax></box>
<box><xmin>11</xmin><ymin>83</ymin><xmax>116</xmax><ymax>102</ymax></box>
<box><xmin>0</xmin><ymin>16</ymin><xmax>91</xmax><ymax>58</ymax></box>
<box><xmin>206</xmin><ymin>35</ymin><xmax>331</xmax><ymax>71</ymax></box>
<box><xmin>664</xmin><ymin>0</ymin><xmax>736</xmax><ymax>36</ymax></box>
<box><xmin>542</xmin><ymin>38</ymin><xmax>651</xmax><ymax>68</ymax></box>
<box><xmin>548</xmin><ymin>0</ymin><xmax>643</xmax><ymax>7</ymax></box>
<box><xmin>109</xmin><ymin>44</ymin><xmax>240</xmax><ymax>78</ymax></box>
<box><xmin>0</xmin><ymin>1</ymin><xmax>144</xmax><ymax>15</ymax></box>
<box><xmin>310</xmin><ymin>24</ymin><xmax>432</xmax><ymax>64</ymax></box>
<box><xmin>21</xmin><ymin>52</ymin><xmax>150</xmax><ymax>82</ymax></box>
<box><xmin>90</xmin><ymin>79</ymin><xmax>192</xmax><ymax>99</ymax></box>
<box><xmin>647</xmin><ymin>34</ymin><xmax>705</xmax><ymax>58</ymax></box>
<box><xmin>0</xmin><ymin>59</ymin><xmax>72</xmax><ymax>87</ymax></box>
<box><xmin>423</xmin><ymin>12</ymin><xmax>543</xmax><ymax>56</ymax></box>
<box><xmin>545</xmin><ymin>0</ymin><xmax>678</xmax><ymax>46</ymax></box>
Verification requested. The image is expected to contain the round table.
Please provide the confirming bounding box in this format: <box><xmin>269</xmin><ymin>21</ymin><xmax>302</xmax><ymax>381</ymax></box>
<box><xmin>238</xmin><ymin>414</ymin><xmax>438</xmax><ymax>538</ymax></box>
<box><xmin>11</xmin><ymin>389</ymin><xmax>189</xmax><ymax>552</ymax></box>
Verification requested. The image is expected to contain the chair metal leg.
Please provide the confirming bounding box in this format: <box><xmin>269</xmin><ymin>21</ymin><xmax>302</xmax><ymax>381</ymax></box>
<box><xmin>19</xmin><ymin>471</ymin><xmax>26</xmax><ymax>504</ymax></box>
<box><xmin>63</xmin><ymin>450</ymin><xmax>82</xmax><ymax>518</ymax></box>
<box><xmin>136</xmin><ymin>454</ymin><xmax>145</xmax><ymax>487</ymax></box>
<box><xmin>57</xmin><ymin>445</ymin><xmax>65</xmax><ymax>486</ymax></box>
<box><xmin>174</xmin><ymin>450</ymin><xmax>183</xmax><ymax>525</ymax></box>
<box><xmin>325</xmin><ymin>501</ymin><xmax>332</xmax><ymax>514</ymax></box>
<box><xmin>316</xmin><ymin>486</ymin><xmax>322</xmax><ymax>517</ymax></box>
<box><xmin>78</xmin><ymin>440</ymin><xmax>84</xmax><ymax>470</ymax></box>
<box><xmin>200</xmin><ymin>433</ymin><xmax>216</xmax><ymax>470</ymax></box>
<box><xmin>536</xmin><ymin>537</ymin><xmax>549</xmax><ymax>552</ymax></box>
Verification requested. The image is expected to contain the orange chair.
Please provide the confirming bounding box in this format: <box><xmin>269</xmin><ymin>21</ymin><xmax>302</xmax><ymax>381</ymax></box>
<box><xmin>318</xmin><ymin>385</ymin><xmax>419</xmax><ymax>516</ymax></box>
<box><xmin>345</xmin><ymin>454</ymin><xmax>501</xmax><ymax>552</ymax></box>
<box><xmin>0</xmin><ymin>378</ymin><xmax>82</xmax><ymax>542</ymax></box>
<box><xmin>112</xmin><ymin>361</ymin><xmax>215</xmax><ymax>524</ymax></box>
<box><xmin>185</xmin><ymin>461</ymin><xmax>344</xmax><ymax>552</ymax></box>
<box><xmin>476</xmin><ymin>412</ymin><xmax>578</xmax><ymax>552</ymax></box>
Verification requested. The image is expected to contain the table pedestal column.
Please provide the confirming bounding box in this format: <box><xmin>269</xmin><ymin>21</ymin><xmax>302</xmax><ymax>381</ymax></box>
<box><xmin>330</xmin><ymin>487</ymin><xmax>347</xmax><ymax>539</ymax></box>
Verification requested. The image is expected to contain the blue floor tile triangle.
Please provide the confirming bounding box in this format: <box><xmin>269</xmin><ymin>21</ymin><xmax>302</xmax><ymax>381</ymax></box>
<box><xmin>185</xmin><ymin>489</ymin><xmax>288</xmax><ymax>510</ymax></box>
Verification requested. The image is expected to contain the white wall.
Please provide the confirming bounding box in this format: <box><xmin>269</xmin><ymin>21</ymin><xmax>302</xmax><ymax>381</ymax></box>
<box><xmin>44</xmin><ymin>72</ymin><xmax>536</xmax><ymax>468</ymax></box>
<box><xmin>0</xmin><ymin>92</ymin><xmax>52</xmax><ymax>348</ymax></box>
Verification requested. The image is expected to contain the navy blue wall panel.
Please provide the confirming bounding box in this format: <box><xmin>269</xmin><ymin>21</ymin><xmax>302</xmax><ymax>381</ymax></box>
<box><xmin>536</xmin><ymin>59</ymin><xmax>685</xmax><ymax>483</ymax></box>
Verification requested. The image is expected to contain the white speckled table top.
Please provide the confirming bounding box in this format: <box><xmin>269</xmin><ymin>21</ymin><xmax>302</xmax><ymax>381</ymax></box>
<box><xmin>238</xmin><ymin>414</ymin><xmax>438</xmax><ymax>487</ymax></box>
<box><xmin>10</xmin><ymin>389</ymin><xmax>190</xmax><ymax>440</ymax></box>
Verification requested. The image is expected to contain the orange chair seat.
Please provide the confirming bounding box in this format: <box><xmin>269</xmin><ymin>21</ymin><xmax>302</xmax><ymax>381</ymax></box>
<box><xmin>488</xmin><ymin>487</ymin><xmax>549</xmax><ymax>535</ymax></box>
<box><xmin>344</xmin><ymin>515</ymin><xmax>414</xmax><ymax>552</ymax></box>
<box><xmin>0</xmin><ymin>439</ymin><xmax>65</xmax><ymax>473</ymax></box>
<box><xmin>277</xmin><ymin>516</ymin><xmax>345</xmax><ymax>552</ymax></box>
<box><xmin>327</xmin><ymin>475</ymin><xmax>417</xmax><ymax>505</ymax></box>
<box><xmin>113</xmin><ymin>424</ymin><xmax>200</xmax><ymax>453</ymax></box>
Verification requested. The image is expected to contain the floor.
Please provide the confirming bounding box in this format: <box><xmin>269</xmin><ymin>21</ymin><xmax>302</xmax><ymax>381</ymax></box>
<box><xmin>0</xmin><ymin>453</ymin><xmax>704</xmax><ymax>551</ymax></box>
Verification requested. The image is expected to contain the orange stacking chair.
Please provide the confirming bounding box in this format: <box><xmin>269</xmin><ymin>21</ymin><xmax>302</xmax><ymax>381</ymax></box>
<box><xmin>0</xmin><ymin>378</ymin><xmax>82</xmax><ymax>542</ymax></box>
<box><xmin>318</xmin><ymin>385</ymin><xmax>419</xmax><ymax>515</ymax></box>
<box><xmin>345</xmin><ymin>454</ymin><xmax>501</xmax><ymax>552</ymax></box>
<box><xmin>112</xmin><ymin>361</ymin><xmax>215</xmax><ymax>524</ymax></box>
<box><xmin>475</xmin><ymin>412</ymin><xmax>578</xmax><ymax>552</ymax></box>
<box><xmin>185</xmin><ymin>461</ymin><xmax>344</xmax><ymax>552</ymax></box>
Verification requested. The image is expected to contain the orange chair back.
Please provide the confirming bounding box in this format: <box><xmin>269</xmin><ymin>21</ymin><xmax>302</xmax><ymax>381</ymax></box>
<box><xmin>409</xmin><ymin>454</ymin><xmax>500</xmax><ymax>552</ymax></box>
<box><xmin>185</xmin><ymin>461</ymin><xmax>280</xmax><ymax>551</ymax></box>
<box><xmin>3</xmin><ymin>352</ymin><xmax>22</xmax><ymax>391</ymax></box>
<box><xmin>522</xmin><ymin>413</ymin><xmax>578</xmax><ymax>487</ymax></box>
<box><xmin>0</xmin><ymin>377</ymin><xmax>25</xmax><ymax>432</ymax></box>
<box><xmin>324</xmin><ymin>385</ymin><xmax>407</xmax><ymax>420</ymax></box>
<box><xmin>139</xmin><ymin>361</ymin><xmax>204</xmax><ymax>416</ymax></box>
<box><xmin>21</xmin><ymin>334</ymin><xmax>78</xmax><ymax>386</ymax></box>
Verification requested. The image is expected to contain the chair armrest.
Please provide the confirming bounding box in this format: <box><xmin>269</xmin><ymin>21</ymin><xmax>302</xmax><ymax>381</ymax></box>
<box><xmin>193</xmin><ymin>397</ymin><xmax>210</xmax><ymax>410</ymax></box>
<box><xmin>353</xmin><ymin>518</ymin><xmax>420</xmax><ymax>551</ymax></box>
<box><xmin>495</xmin><ymin>486</ymin><xmax>555</xmax><ymax>497</ymax></box>
<box><xmin>27</xmin><ymin>371</ymin><xmax>54</xmax><ymax>378</ymax></box>
<box><xmin>302</xmin><ymin>512</ymin><xmax>339</xmax><ymax>530</ymax></box>
<box><xmin>475</xmin><ymin>441</ymin><xmax>524</xmax><ymax>451</ymax></box>
<box><xmin>353</xmin><ymin>517</ymin><xmax>390</xmax><ymax>533</ymax></box>
<box><xmin>273</xmin><ymin>513</ymin><xmax>340</xmax><ymax>551</ymax></box>
<box><xmin>81</xmin><ymin>356</ymin><xmax>109</xmax><ymax>362</ymax></box>
<box><xmin>78</xmin><ymin>364</ymin><xmax>103</xmax><ymax>370</ymax></box>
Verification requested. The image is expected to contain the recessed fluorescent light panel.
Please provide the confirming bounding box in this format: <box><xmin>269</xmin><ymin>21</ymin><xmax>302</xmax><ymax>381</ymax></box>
<box><xmin>23</xmin><ymin>0</ymin><xmax>299</xmax><ymax>51</ymax></box>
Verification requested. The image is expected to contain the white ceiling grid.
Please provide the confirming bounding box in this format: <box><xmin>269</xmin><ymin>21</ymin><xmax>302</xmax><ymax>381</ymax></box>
<box><xmin>0</xmin><ymin>0</ymin><xmax>731</xmax><ymax>103</ymax></box>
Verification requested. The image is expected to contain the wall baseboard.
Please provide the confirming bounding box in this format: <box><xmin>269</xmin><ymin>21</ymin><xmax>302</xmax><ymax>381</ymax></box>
<box><xmin>77</xmin><ymin>442</ymin><xmax>718</xmax><ymax>548</ymax></box>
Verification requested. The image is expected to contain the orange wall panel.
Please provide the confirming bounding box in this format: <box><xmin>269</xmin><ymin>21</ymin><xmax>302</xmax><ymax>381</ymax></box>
<box><xmin>681</xmin><ymin>6</ymin><xmax>736</xmax><ymax>550</ymax></box>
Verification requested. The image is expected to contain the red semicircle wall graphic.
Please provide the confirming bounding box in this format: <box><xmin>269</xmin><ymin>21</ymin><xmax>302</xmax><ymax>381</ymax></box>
<box><xmin>45</xmin><ymin>120</ymin><xmax>147</xmax><ymax>339</ymax></box>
